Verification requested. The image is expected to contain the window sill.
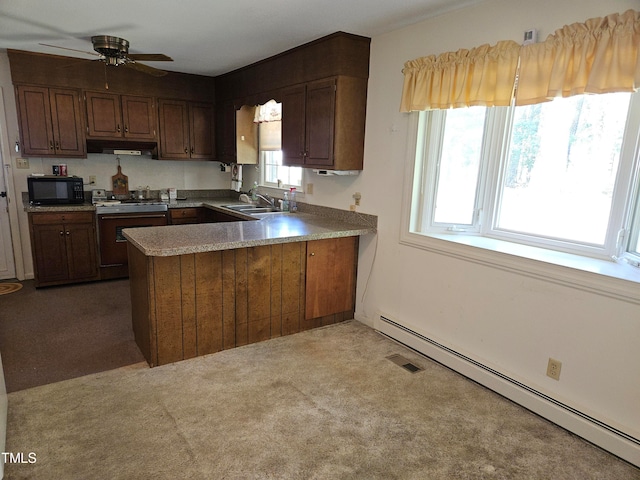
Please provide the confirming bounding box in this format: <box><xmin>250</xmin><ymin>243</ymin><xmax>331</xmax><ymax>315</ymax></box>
<box><xmin>400</xmin><ymin>231</ymin><xmax>640</xmax><ymax>305</ymax></box>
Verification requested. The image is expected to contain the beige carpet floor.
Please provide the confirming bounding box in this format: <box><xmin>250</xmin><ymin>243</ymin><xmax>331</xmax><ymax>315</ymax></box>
<box><xmin>5</xmin><ymin>320</ymin><xmax>639</xmax><ymax>479</ymax></box>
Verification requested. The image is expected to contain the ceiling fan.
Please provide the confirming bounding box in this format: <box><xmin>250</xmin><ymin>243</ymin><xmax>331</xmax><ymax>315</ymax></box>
<box><xmin>40</xmin><ymin>35</ymin><xmax>173</xmax><ymax>77</ymax></box>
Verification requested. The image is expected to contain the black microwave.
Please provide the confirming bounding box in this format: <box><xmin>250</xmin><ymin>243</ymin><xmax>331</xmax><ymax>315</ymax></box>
<box><xmin>28</xmin><ymin>176</ymin><xmax>85</xmax><ymax>205</ymax></box>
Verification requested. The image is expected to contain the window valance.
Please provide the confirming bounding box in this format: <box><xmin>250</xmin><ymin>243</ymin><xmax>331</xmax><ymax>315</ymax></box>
<box><xmin>400</xmin><ymin>9</ymin><xmax>640</xmax><ymax>111</ymax></box>
<box><xmin>516</xmin><ymin>9</ymin><xmax>640</xmax><ymax>105</ymax></box>
<box><xmin>400</xmin><ymin>40</ymin><xmax>520</xmax><ymax>111</ymax></box>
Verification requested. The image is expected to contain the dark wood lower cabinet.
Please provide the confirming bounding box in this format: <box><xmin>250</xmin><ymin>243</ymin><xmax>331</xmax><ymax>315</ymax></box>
<box><xmin>28</xmin><ymin>212</ymin><xmax>99</xmax><ymax>287</ymax></box>
<box><xmin>128</xmin><ymin>238</ymin><xmax>357</xmax><ymax>367</ymax></box>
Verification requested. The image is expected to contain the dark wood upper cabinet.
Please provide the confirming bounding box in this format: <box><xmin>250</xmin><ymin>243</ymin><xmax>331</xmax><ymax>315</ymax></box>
<box><xmin>85</xmin><ymin>92</ymin><xmax>156</xmax><ymax>140</ymax></box>
<box><xmin>215</xmin><ymin>99</ymin><xmax>238</xmax><ymax>163</ymax></box>
<box><xmin>215</xmin><ymin>32</ymin><xmax>370</xmax><ymax>171</ymax></box>
<box><xmin>16</xmin><ymin>85</ymin><xmax>86</xmax><ymax>158</ymax></box>
<box><xmin>281</xmin><ymin>84</ymin><xmax>307</xmax><ymax>166</ymax></box>
<box><xmin>282</xmin><ymin>76</ymin><xmax>366</xmax><ymax>170</ymax></box>
<box><xmin>158</xmin><ymin>99</ymin><xmax>215</xmax><ymax>160</ymax></box>
<box><xmin>189</xmin><ymin>102</ymin><xmax>216</xmax><ymax>159</ymax></box>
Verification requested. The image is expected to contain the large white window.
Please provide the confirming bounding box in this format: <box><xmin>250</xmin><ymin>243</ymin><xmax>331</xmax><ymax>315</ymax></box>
<box><xmin>409</xmin><ymin>91</ymin><xmax>640</xmax><ymax>264</ymax></box>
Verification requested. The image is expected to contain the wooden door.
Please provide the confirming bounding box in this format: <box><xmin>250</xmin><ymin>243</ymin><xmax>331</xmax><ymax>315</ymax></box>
<box><xmin>65</xmin><ymin>223</ymin><xmax>98</xmax><ymax>281</ymax></box>
<box><xmin>31</xmin><ymin>223</ymin><xmax>69</xmax><ymax>285</ymax></box>
<box><xmin>305</xmin><ymin>236</ymin><xmax>357</xmax><ymax>319</ymax></box>
<box><xmin>121</xmin><ymin>95</ymin><xmax>156</xmax><ymax>139</ymax></box>
<box><xmin>281</xmin><ymin>84</ymin><xmax>306</xmax><ymax>166</ymax></box>
<box><xmin>158</xmin><ymin>99</ymin><xmax>190</xmax><ymax>159</ymax></box>
<box><xmin>16</xmin><ymin>85</ymin><xmax>54</xmax><ymax>156</ymax></box>
<box><xmin>85</xmin><ymin>91</ymin><xmax>122</xmax><ymax>138</ymax></box>
<box><xmin>304</xmin><ymin>78</ymin><xmax>335</xmax><ymax>167</ymax></box>
<box><xmin>189</xmin><ymin>102</ymin><xmax>215</xmax><ymax>159</ymax></box>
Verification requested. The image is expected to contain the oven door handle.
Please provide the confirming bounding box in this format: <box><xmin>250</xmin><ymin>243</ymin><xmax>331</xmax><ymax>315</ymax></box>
<box><xmin>99</xmin><ymin>214</ymin><xmax>167</xmax><ymax>220</ymax></box>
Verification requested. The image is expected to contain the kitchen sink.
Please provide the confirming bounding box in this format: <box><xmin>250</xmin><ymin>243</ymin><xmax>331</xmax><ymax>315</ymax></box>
<box><xmin>222</xmin><ymin>204</ymin><xmax>257</xmax><ymax>211</ymax></box>
<box><xmin>221</xmin><ymin>204</ymin><xmax>282</xmax><ymax>215</ymax></box>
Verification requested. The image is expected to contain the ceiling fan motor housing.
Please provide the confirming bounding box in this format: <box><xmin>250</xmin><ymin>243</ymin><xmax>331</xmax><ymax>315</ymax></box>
<box><xmin>91</xmin><ymin>35</ymin><xmax>129</xmax><ymax>65</ymax></box>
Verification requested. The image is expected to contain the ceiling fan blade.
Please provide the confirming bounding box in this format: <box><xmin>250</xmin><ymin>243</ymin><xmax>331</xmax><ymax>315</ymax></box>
<box><xmin>39</xmin><ymin>43</ymin><xmax>100</xmax><ymax>57</ymax></box>
<box><xmin>124</xmin><ymin>61</ymin><xmax>168</xmax><ymax>77</ymax></box>
<box><xmin>127</xmin><ymin>53</ymin><xmax>173</xmax><ymax>62</ymax></box>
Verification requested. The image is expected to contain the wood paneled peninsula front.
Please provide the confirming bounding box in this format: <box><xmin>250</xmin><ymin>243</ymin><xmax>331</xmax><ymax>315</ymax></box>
<box><xmin>124</xmin><ymin>212</ymin><xmax>373</xmax><ymax>367</ymax></box>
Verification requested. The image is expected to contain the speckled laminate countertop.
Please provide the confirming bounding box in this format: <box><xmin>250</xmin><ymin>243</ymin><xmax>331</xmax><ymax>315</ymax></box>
<box><xmin>123</xmin><ymin>211</ymin><xmax>373</xmax><ymax>257</ymax></box>
<box><xmin>25</xmin><ymin>197</ymin><xmax>376</xmax><ymax>256</ymax></box>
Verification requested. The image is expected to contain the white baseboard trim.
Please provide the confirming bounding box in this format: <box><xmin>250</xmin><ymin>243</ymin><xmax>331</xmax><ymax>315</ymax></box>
<box><xmin>375</xmin><ymin>315</ymin><xmax>640</xmax><ymax>468</ymax></box>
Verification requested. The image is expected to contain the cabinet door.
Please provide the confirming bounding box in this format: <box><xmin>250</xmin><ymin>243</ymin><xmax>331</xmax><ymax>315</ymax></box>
<box><xmin>121</xmin><ymin>95</ymin><xmax>156</xmax><ymax>139</ymax></box>
<box><xmin>305</xmin><ymin>237</ymin><xmax>357</xmax><ymax>319</ymax></box>
<box><xmin>65</xmin><ymin>223</ymin><xmax>99</xmax><ymax>280</ymax></box>
<box><xmin>85</xmin><ymin>91</ymin><xmax>122</xmax><ymax>137</ymax></box>
<box><xmin>16</xmin><ymin>85</ymin><xmax>54</xmax><ymax>156</ymax></box>
<box><xmin>304</xmin><ymin>78</ymin><xmax>335</xmax><ymax>167</ymax></box>
<box><xmin>216</xmin><ymin>100</ymin><xmax>237</xmax><ymax>162</ymax></box>
<box><xmin>50</xmin><ymin>88</ymin><xmax>85</xmax><ymax>157</ymax></box>
<box><xmin>31</xmin><ymin>223</ymin><xmax>69</xmax><ymax>285</ymax></box>
<box><xmin>281</xmin><ymin>84</ymin><xmax>306</xmax><ymax>166</ymax></box>
<box><xmin>189</xmin><ymin>102</ymin><xmax>215</xmax><ymax>159</ymax></box>
<box><xmin>158</xmin><ymin>99</ymin><xmax>190</xmax><ymax>159</ymax></box>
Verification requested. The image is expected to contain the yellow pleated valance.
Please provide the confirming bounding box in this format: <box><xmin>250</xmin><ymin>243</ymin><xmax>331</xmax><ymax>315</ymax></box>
<box><xmin>400</xmin><ymin>40</ymin><xmax>520</xmax><ymax>111</ymax></box>
<box><xmin>516</xmin><ymin>9</ymin><xmax>640</xmax><ymax>105</ymax></box>
<box><xmin>400</xmin><ymin>9</ymin><xmax>640</xmax><ymax>112</ymax></box>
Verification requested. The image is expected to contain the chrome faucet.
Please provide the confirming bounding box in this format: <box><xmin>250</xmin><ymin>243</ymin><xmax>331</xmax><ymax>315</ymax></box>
<box><xmin>254</xmin><ymin>193</ymin><xmax>276</xmax><ymax>208</ymax></box>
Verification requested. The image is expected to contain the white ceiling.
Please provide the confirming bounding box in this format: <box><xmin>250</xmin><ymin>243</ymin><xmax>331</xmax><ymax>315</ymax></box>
<box><xmin>0</xmin><ymin>0</ymin><xmax>483</xmax><ymax>77</ymax></box>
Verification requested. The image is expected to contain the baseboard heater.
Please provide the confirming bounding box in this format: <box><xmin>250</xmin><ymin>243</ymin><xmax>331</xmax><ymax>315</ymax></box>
<box><xmin>376</xmin><ymin>315</ymin><xmax>640</xmax><ymax>467</ymax></box>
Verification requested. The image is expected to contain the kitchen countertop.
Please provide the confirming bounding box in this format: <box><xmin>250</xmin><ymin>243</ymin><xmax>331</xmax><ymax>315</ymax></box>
<box><xmin>25</xmin><ymin>197</ymin><xmax>376</xmax><ymax>256</ymax></box>
<box><xmin>123</xmin><ymin>211</ymin><xmax>372</xmax><ymax>257</ymax></box>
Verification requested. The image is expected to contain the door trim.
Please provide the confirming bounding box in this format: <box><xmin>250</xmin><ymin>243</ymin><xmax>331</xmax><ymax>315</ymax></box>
<box><xmin>0</xmin><ymin>87</ymin><xmax>25</xmax><ymax>280</ymax></box>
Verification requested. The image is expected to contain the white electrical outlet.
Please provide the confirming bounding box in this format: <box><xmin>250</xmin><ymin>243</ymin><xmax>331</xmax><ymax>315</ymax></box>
<box><xmin>89</xmin><ymin>175</ymin><xmax>97</xmax><ymax>185</ymax></box>
<box><xmin>546</xmin><ymin>358</ymin><xmax>562</xmax><ymax>381</ymax></box>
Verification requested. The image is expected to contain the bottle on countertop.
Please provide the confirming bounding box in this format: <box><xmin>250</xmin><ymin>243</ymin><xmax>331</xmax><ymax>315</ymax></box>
<box><xmin>289</xmin><ymin>187</ymin><xmax>297</xmax><ymax>212</ymax></box>
<box><xmin>282</xmin><ymin>191</ymin><xmax>289</xmax><ymax>212</ymax></box>
<box><xmin>250</xmin><ymin>181</ymin><xmax>258</xmax><ymax>202</ymax></box>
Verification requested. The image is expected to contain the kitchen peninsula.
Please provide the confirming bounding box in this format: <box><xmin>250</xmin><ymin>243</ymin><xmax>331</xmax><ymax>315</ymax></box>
<box><xmin>124</xmin><ymin>206</ymin><xmax>374</xmax><ymax>366</ymax></box>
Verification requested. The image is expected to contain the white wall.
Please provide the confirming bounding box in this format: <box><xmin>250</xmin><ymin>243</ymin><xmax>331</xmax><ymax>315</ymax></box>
<box><xmin>0</xmin><ymin>50</ymin><xmax>232</xmax><ymax>278</ymax></box>
<box><xmin>349</xmin><ymin>0</ymin><xmax>640</xmax><ymax>460</ymax></box>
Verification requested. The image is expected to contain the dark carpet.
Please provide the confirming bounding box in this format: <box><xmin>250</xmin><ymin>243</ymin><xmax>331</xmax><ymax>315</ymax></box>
<box><xmin>0</xmin><ymin>279</ymin><xmax>145</xmax><ymax>392</ymax></box>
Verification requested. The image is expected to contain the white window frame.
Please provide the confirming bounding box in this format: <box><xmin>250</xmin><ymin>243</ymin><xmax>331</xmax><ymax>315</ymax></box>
<box><xmin>401</xmin><ymin>93</ymin><xmax>640</xmax><ymax>303</ymax></box>
<box><xmin>259</xmin><ymin>150</ymin><xmax>304</xmax><ymax>192</ymax></box>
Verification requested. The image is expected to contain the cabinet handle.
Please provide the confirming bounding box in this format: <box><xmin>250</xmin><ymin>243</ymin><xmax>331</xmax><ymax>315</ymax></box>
<box><xmin>184</xmin><ymin>147</ymin><xmax>188</xmax><ymax>154</ymax></box>
<box><xmin>59</xmin><ymin>231</ymin><xmax>64</xmax><ymax>236</ymax></box>
<box><xmin>66</xmin><ymin>231</ymin><xmax>70</xmax><ymax>235</ymax></box>
<box><xmin>124</xmin><ymin>125</ymin><xmax>129</xmax><ymax>133</ymax></box>
<box><xmin>190</xmin><ymin>147</ymin><xmax>194</xmax><ymax>154</ymax></box>
<box><xmin>117</xmin><ymin>124</ymin><xmax>121</xmax><ymax>133</ymax></box>
<box><xmin>55</xmin><ymin>142</ymin><xmax>60</xmax><ymax>150</ymax></box>
<box><xmin>50</xmin><ymin>141</ymin><xmax>55</xmax><ymax>150</ymax></box>
<box><xmin>309</xmin><ymin>252</ymin><xmax>315</xmax><ymax>256</ymax></box>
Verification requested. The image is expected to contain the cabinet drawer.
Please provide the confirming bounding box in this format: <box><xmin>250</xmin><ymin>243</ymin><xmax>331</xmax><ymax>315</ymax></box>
<box><xmin>170</xmin><ymin>208</ymin><xmax>201</xmax><ymax>224</ymax></box>
<box><xmin>170</xmin><ymin>208</ymin><xmax>199</xmax><ymax>219</ymax></box>
<box><xmin>30</xmin><ymin>211</ymin><xmax>94</xmax><ymax>225</ymax></box>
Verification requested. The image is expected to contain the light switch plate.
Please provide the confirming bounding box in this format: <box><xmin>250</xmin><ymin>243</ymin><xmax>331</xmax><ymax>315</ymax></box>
<box><xmin>16</xmin><ymin>157</ymin><xmax>29</xmax><ymax>169</ymax></box>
